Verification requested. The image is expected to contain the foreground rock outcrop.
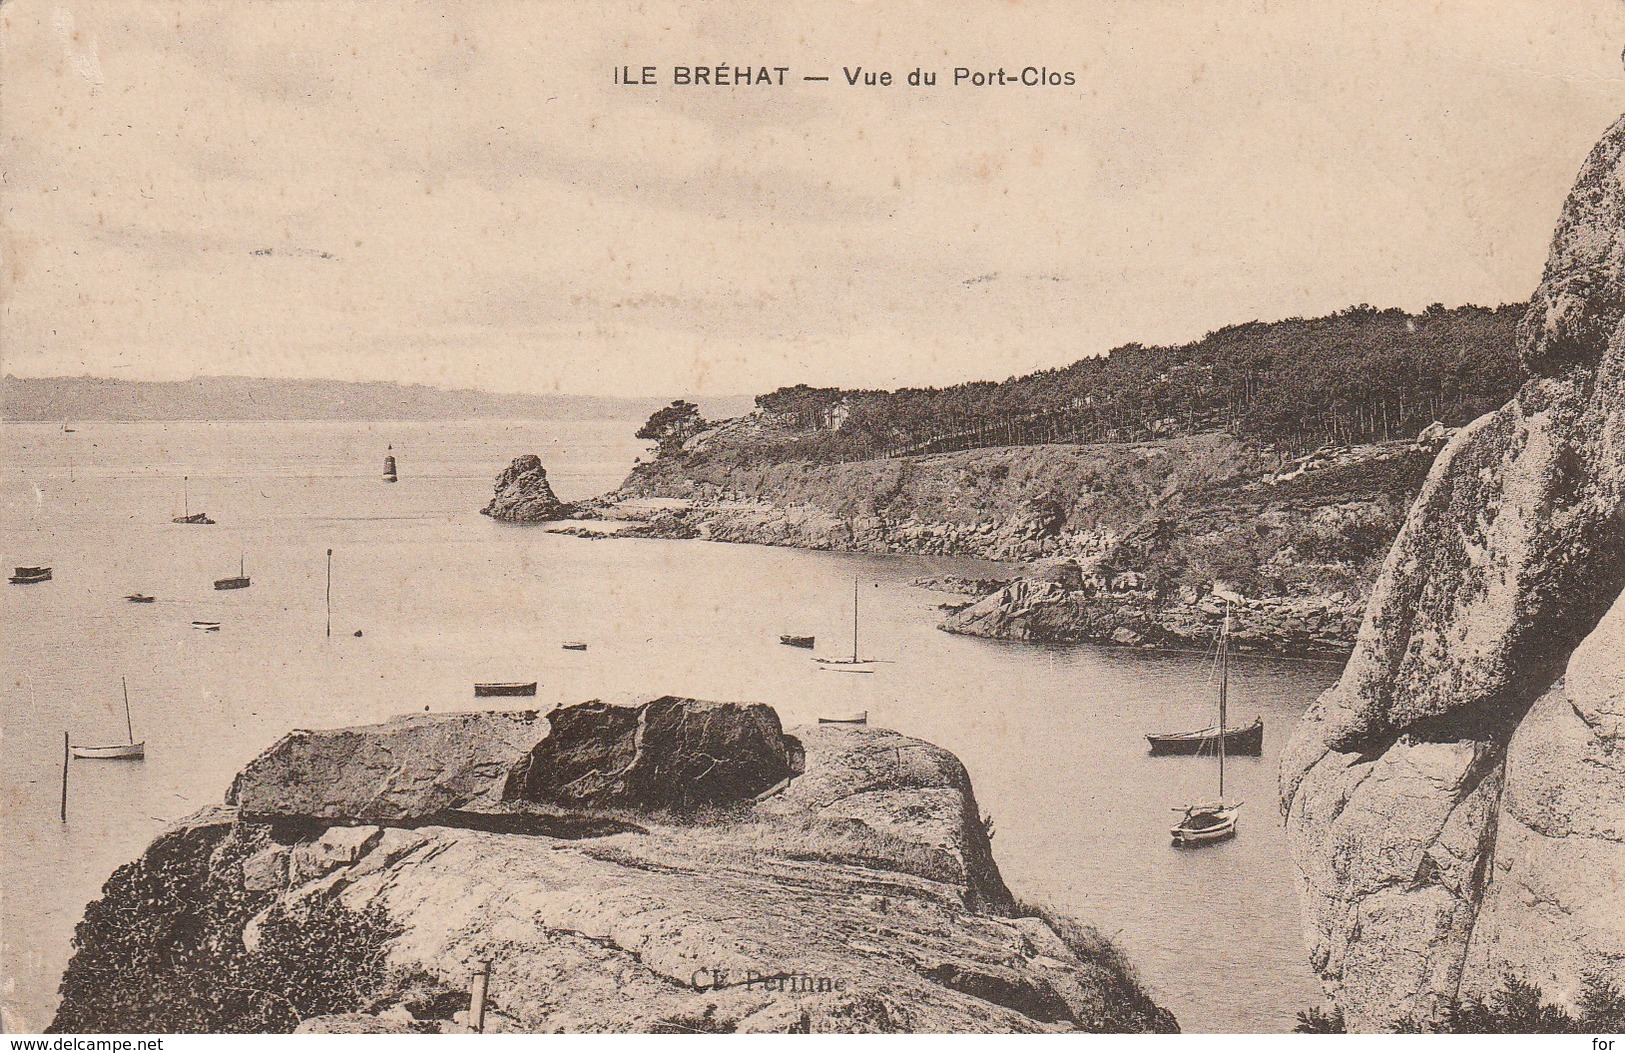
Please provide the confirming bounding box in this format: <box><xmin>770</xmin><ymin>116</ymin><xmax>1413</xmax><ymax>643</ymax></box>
<box><xmin>483</xmin><ymin>455</ymin><xmax>570</xmax><ymax>521</ymax></box>
<box><xmin>53</xmin><ymin>699</ymin><xmax>1175</xmax><ymax>1034</ymax></box>
<box><xmin>1282</xmin><ymin>115</ymin><xmax>1625</xmax><ymax>1031</ymax></box>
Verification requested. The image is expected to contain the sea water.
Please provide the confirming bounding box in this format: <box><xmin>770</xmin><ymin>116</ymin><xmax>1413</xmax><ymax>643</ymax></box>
<box><xmin>1</xmin><ymin>419</ymin><xmax>1333</xmax><ymax>1033</ymax></box>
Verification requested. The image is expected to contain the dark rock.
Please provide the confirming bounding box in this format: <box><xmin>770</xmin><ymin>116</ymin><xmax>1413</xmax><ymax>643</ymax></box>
<box><xmin>483</xmin><ymin>454</ymin><xmax>570</xmax><ymax>521</ymax></box>
<box><xmin>505</xmin><ymin>696</ymin><xmax>792</xmax><ymax>812</ymax></box>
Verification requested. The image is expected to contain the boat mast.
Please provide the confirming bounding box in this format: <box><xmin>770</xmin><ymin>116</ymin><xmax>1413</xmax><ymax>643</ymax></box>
<box><xmin>183</xmin><ymin>476</ymin><xmax>189</xmax><ymax>519</ymax></box>
<box><xmin>1218</xmin><ymin>605</ymin><xmax>1229</xmax><ymax>801</ymax></box>
<box><xmin>852</xmin><ymin>574</ymin><xmax>860</xmax><ymax>663</ymax></box>
<box><xmin>121</xmin><ymin>677</ymin><xmax>134</xmax><ymax>745</ymax></box>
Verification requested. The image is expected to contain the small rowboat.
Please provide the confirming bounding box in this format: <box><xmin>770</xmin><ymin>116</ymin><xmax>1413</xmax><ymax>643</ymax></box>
<box><xmin>125</xmin><ymin>593</ymin><xmax>157</xmax><ymax>603</ymax></box>
<box><xmin>562</xmin><ymin>641</ymin><xmax>588</xmax><ymax>651</ymax></box>
<box><xmin>1146</xmin><ymin>716</ymin><xmax>1264</xmax><ymax>757</ymax></box>
<box><xmin>818</xmin><ymin>711</ymin><xmax>868</xmax><ymax>725</ymax></box>
<box><xmin>192</xmin><ymin>620</ymin><xmax>221</xmax><ymax>632</ymax></box>
<box><xmin>71</xmin><ymin>741</ymin><xmax>146</xmax><ymax>760</ymax></box>
<box><xmin>10</xmin><ymin>566</ymin><xmax>52</xmax><ymax>584</ymax></box>
<box><xmin>474</xmin><ymin>681</ymin><xmax>537</xmax><ymax>697</ymax></box>
<box><xmin>779</xmin><ymin>634</ymin><xmax>815</xmax><ymax>649</ymax></box>
<box><xmin>73</xmin><ymin>678</ymin><xmax>146</xmax><ymax>761</ymax></box>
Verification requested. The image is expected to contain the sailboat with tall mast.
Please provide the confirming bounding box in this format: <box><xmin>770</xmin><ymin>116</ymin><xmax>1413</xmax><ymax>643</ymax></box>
<box><xmin>1170</xmin><ymin>606</ymin><xmax>1242</xmax><ymax>846</ymax></box>
<box><xmin>71</xmin><ymin>678</ymin><xmax>146</xmax><ymax>760</ymax></box>
<box><xmin>814</xmin><ymin>575</ymin><xmax>878</xmax><ymax>672</ymax></box>
<box><xmin>172</xmin><ymin>476</ymin><xmax>215</xmax><ymax>525</ymax></box>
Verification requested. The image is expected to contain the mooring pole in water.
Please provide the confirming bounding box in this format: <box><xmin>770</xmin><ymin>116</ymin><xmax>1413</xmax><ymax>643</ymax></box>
<box><xmin>469</xmin><ymin>960</ymin><xmax>491</xmax><ymax>1033</ymax></box>
<box><xmin>60</xmin><ymin>731</ymin><xmax>69</xmax><ymax>822</ymax></box>
<box><xmin>326</xmin><ymin>548</ymin><xmax>333</xmax><ymax>639</ymax></box>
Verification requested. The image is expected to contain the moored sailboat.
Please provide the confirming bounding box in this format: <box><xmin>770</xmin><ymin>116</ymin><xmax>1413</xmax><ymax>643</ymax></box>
<box><xmin>172</xmin><ymin>476</ymin><xmax>215</xmax><ymax>525</ymax></box>
<box><xmin>72</xmin><ymin>678</ymin><xmax>145</xmax><ymax>760</ymax></box>
<box><xmin>814</xmin><ymin>576</ymin><xmax>879</xmax><ymax>671</ymax></box>
<box><xmin>1147</xmin><ymin>716</ymin><xmax>1263</xmax><ymax>756</ymax></box>
<box><xmin>1170</xmin><ymin>607</ymin><xmax>1243</xmax><ymax>846</ymax></box>
<box><xmin>214</xmin><ymin>553</ymin><xmax>250</xmax><ymax>590</ymax></box>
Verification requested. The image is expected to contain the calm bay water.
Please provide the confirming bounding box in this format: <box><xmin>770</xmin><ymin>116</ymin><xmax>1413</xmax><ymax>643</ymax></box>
<box><xmin>1</xmin><ymin>419</ymin><xmax>1333</xmax><ymax>1033</ymax></box>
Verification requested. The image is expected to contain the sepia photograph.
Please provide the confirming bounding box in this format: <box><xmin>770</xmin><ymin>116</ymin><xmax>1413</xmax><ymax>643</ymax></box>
<box><xmin>3</xmin><ymin>0</ymin><xmax>1623</xmax><ymax>1041</ymax></box>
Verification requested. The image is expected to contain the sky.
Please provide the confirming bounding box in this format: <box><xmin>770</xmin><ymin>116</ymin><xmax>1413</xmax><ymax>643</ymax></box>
<box><xmin>3</xmin><ymin>0</ymin><xmax>1624</xmax><ymax>398</ymax></box>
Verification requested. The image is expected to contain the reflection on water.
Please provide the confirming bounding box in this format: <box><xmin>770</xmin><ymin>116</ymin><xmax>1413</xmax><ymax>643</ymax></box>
<box><xmin>1</xmin><ymin>420</ymin><xmax>1334</xmax><ymax>1033</ymax></box>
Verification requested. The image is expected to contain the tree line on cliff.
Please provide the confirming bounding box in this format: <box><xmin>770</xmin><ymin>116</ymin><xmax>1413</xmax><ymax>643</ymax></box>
<box><xmin>644</xmin><ymin>304</ymin><xmax>1525</xmax><ymax>464</ymax></box>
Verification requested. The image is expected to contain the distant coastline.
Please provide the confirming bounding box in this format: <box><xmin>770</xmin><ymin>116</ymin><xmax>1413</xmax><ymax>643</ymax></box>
<box><xmin>2</xmin><ymin>375</ymin><xmax>750</xmax><ymax>424</ymax></box>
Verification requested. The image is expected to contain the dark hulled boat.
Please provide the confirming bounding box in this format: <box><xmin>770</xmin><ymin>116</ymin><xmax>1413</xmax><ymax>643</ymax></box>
<box><xmin>9</xmin><ymin>566</ymin><xmax>52</xmax><ymax>584</ymax></box>
<box><xmin>1146</xmin><ymin>716</ymin><xmax>1264</xmax><ymax>757</ymax></box>
<box><xmin>779</xmin><ymin>634</ymin><xmax>815</xmax><ymax>649</ymax></box>
<box><xmin>214</xmin><ymin>554</ymin><xmax>250</xmax><ymax>590</ymax></box>
<box><xmin>475</xmin><ymin>681</ymin><xmax>538</xmax><ymax>697</ymax></box>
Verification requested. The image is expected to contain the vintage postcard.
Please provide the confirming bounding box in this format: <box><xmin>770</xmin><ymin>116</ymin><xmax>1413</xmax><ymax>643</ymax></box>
<box><xmin>3</xmin><ymin>0</ymin><xmax>1623</xmax><ymax>1040</ymax></box>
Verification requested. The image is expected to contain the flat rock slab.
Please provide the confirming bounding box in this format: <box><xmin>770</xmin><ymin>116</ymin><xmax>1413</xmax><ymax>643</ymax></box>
<box><xmin>228</xmin><ymin>711</ymin><xmax>547</xmax><ymax>822</ymax></box>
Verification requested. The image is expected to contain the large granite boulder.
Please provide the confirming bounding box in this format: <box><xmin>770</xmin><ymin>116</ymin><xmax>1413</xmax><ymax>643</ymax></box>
<box><xmin>1460</xmin><ymin>598</ymin><xmax>1625</xmax><ymax>1007</ymax></box>
<box><xmin>505</xmin><ymin>696</ymin><xmax>792</xmax><ymax>811</ymax></box>
<box><xmin>228</xmin><ymin>711</ymin><xmax>547</xmax><ymax>822</ymax></box>
<box><xmin>53</xmin><ymin>713</ymin><xmax>1175</xmax><ymax>1034</ymax></box>
<box><xmin>1281</xmin><ymin>115</ymin><xmax>1625</xmax><ymax>1030</ymax></box>
<box><xmin>482</xmin><ymin>454</ymin><xmax>569</xmax><ymax>521</ymax></box>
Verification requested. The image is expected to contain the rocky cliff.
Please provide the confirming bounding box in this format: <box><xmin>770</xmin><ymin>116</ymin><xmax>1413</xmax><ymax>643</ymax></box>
<box><xmin>53</xmin><ymin>698</ymin><xmax>1175</xmax><ymax>1034</ymax></box>
<box><xmin>1281</xmin><ymin>115</ymin><xmax>1625</xmax><ymax>1031</ymax></box>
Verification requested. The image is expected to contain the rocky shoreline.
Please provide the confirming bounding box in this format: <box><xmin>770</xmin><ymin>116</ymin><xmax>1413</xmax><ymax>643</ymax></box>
<box><xmin>928</xmin><ymin>575</ymin><xmax>1361</xmax><ymax>659</ymax></box>
<box><xmin>481</xmin><ymin>432</ymin><xmax>1428</xmax><ymax>658</ymax></box>
<box><xmin>54</xmin><ymin>698</ymin><xmax>1176</xmax><ymax>1034</ymax></box>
